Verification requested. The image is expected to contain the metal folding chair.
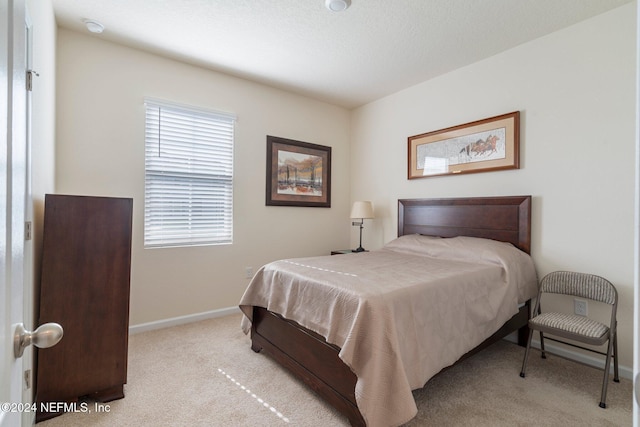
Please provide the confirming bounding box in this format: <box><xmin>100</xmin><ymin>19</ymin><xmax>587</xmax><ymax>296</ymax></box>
<box><xmin>519</xmin><ymin>271</ymin><xmax>619</xmax><ymax>408</ymax></box>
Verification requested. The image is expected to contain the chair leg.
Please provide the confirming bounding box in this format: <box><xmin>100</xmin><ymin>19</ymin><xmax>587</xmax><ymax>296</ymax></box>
<box><xmin>613</xmin><ymin>331</ymin><xmax>619</xmax><ymax>383</ymax></box>
<box><xmin>520</xmin><ymin>328</ymin><xmax>534</xmax><ymax>378</ymax></box>
<box><xmin>599</xmin><ymin>335</ymin><xmax>615</xmax><ymax>409</ymax></box>
<box><xmin>539</xmin><ymin>331</ymin><xmax>546</xmax><ymax>359</ymax></box>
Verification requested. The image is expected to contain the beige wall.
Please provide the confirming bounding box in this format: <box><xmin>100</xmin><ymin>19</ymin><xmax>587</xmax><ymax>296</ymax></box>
<box><xmin>55</xmin><ymin>29</ymin><xmax>351</xmax><ymax>325</ymax></box>
<box><xmin>350</xmin><ymin>4</ymin><xmax>637</xmax><ymax>368</ymax></box>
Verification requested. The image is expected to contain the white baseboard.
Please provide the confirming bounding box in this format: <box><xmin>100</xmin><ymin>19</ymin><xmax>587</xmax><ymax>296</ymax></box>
<box><xmin>129</xmin><ymin>306</ymin><xmax>241</xmax><ymax>335</ymax></box>
<box><xmin>504</xmin><ymin>332</ymin><xmax>632</xmax><ymax>380</ymax></box>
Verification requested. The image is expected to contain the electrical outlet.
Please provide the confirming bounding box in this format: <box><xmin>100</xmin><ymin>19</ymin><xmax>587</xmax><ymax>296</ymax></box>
<box><xmin>574</xmin><ymin>299</ymin><xmax>588</xmax><ymax>316</ymax></box>
<box><xmin>245</xmin><ymin>266</ymin><xmax>254</xmax><ymax>279</ymax></box>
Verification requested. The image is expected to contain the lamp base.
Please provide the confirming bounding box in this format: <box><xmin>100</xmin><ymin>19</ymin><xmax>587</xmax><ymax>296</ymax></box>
<box><xmin>353</xmin><ymin>219</ymin><xmax>366</xmax><ymax>253</ymax></box>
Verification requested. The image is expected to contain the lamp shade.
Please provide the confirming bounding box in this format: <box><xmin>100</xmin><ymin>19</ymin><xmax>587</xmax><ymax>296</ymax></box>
<box><xmin>350</xmin><ymin>201</ymin><xmax>374</xmax><ymax>219</ymax></box>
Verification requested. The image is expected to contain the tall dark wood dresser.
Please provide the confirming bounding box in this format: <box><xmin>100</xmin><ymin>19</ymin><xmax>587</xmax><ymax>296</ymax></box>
<box><xmin>36</xmin><ymin>194</ymin><xmax>133</xmax><ymax>422</ymax></box>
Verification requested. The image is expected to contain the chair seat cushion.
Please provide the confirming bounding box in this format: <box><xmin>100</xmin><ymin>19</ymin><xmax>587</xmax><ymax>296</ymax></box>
<box><xmin>530</xmin><ymin>312</ymin><xmax>609</xmax><ymax>341</ymax></box>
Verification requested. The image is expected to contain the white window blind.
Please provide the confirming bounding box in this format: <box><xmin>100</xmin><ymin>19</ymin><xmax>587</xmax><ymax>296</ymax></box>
<box><xmin>144</xmin><ymin>99</ymin><xmax>235</xmax><ymax>248</ymax></box>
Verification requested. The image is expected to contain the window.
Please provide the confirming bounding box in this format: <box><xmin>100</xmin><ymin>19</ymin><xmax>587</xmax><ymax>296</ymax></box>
<box><xmin>144</xmin><ymin>99</ymin><xmax>235</xmax><ymax>248</ymax></box>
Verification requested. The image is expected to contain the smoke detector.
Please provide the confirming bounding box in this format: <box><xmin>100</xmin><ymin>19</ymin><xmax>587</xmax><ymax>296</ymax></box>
<box><xmin>325</xmin><ymin>0</ymin><xmax>351</xmax><ymax>12</ymax></box>
<box><xmin>83</xmin><ymin>19</ymin><xmax>104</xmax><ymax>34</ymax></box>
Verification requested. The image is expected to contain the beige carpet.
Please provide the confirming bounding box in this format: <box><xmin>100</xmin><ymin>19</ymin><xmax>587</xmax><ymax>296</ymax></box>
<box><xmin>39</xmin><ymin>313</ymin><xmax>631</xmax><ymax>426</ymax></box>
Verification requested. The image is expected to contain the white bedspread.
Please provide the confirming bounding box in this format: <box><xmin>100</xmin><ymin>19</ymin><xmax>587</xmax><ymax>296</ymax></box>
<box><xmin>239</xmin><ymin>235</ymin><xmax>538</xmax><ymax>427</ymax></box>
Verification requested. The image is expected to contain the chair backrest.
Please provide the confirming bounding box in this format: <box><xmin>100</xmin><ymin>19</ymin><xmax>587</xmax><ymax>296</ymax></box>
<box><xmin>540</xmin><ymin>271</ymin><xmax>617</xmax><ymax>305</ymax></box>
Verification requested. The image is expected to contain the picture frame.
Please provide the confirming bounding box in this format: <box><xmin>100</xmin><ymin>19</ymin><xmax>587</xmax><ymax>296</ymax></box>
<box><xmin>266</xmin><ymin>135</ymin><xmax>331</xmax><ymax>207</ymax></box>
<box><xmin>408</xmin><ymin>111</ymin><xmax>520</xmax><ymax>179</ymax></box>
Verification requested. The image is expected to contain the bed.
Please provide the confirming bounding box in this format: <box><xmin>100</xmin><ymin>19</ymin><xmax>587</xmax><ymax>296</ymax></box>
<box><xmin>239</xmin><ymin>196</ymin><xmax>536</xmax><ymax>426</ymax></box>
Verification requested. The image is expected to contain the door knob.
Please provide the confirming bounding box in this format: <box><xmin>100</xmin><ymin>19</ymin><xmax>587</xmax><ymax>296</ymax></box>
<box><xmin>14</xmin><ymin>322</ymin><xmax>63</xmax><ymax>358</ymax></box>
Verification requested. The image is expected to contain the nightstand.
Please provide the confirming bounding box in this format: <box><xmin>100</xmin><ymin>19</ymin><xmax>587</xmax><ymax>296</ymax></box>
<box><xmin>331</xmin><ymin>249</ymin><xmax>369</xmax><ymax>255</ymax></box>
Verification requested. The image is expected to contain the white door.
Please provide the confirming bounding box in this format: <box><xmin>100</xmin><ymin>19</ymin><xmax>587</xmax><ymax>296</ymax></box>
<box><xmin>0</xmin><ymin>0</ymin><xmax>28</xmax><ymax>426</ymax></box>
<box><xmin>2</xmin><ymin>3</ymin><xmax>62</xmax><ymax>426</ymax></box>
<box><xmin>634</xmin><ymin>2</ymin><xmax>640</xmax><ymax>425</ymax></box>
<box><xmin>635</xmin><ymin>2</ymin><xmax>640</xmax><ymax>425</ymax></box>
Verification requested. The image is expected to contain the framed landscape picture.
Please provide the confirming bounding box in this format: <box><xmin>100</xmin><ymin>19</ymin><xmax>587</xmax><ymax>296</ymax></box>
<box><xmin>266</xmin><ymin>136</ymin><xmax>331</xmax><ymax>207</ymax></box>
<box><xmin>408</xmin><ymin>111</ymin><xmax>520</xmax><ymax>179</ymax></box>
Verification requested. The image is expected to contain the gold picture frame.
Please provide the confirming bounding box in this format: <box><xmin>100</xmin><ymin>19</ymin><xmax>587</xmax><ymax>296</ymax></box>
<box><xmin>408</xmin><ymin>111</ymin><xmax>520</xmax><ymax>179</ymax></box>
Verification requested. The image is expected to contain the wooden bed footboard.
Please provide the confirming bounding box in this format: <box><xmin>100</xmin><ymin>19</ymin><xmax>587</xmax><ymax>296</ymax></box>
<box><xmin>251</xmin><ymin>306</ymin><xmax>365</xmax><ymax>426</ymax></box>
<box><xmin>250</xmin><ymin>300</ymin><xmax>530</xmax><ymax>426</ymax></box>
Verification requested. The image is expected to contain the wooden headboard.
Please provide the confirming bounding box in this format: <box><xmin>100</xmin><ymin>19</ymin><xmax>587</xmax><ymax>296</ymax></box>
<box><xmin>398</xmin><ymin>196</ymin><xmax>532</xmax><ymax>254</ymax></box>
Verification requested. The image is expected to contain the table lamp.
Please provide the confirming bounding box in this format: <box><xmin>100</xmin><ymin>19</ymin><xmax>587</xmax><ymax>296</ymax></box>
<box><xmin>350</xmin><ymin>201</ymin><xmax>374</xmax><ymax>252</ymax></box>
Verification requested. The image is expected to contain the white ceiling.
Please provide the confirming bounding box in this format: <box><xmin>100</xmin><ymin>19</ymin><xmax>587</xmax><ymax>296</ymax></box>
<box><xmin>51</xmin><ymin>0</ymin><xmax>632</xmax><ymax>109</ymax></box>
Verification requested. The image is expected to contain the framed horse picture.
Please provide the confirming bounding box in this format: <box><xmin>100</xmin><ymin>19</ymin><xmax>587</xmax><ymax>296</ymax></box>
<box><xmin>408</xmin><ymin>111</ymin><xmax>520</xmax><ymax>179</ymax></box>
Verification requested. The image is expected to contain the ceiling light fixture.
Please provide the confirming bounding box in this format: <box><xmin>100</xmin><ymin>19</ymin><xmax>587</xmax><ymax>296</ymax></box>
<box><xmin>325</xmin><ymin>0</ymin><xmax>350</xmax><ymax>12</ymax></box>
<box><xmin>83</xmin><ymin>19</ymin><xmax>104</xmax><ymax>34</ymax></box>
